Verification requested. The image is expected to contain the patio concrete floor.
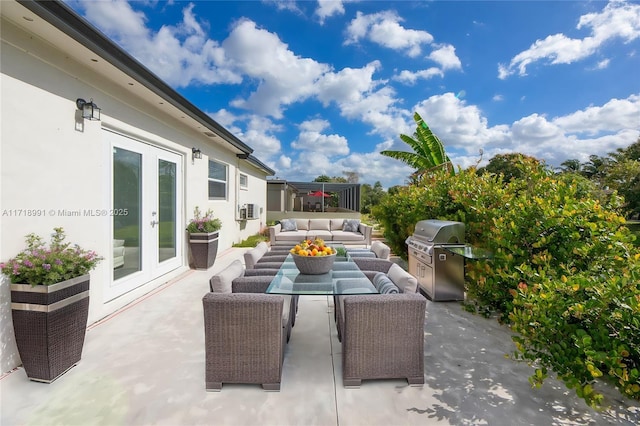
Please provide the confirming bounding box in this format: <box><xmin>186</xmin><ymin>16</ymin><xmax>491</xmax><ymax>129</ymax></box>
<box><xmin>1</xmin><ymin>247</ymin><xmax>639</xmax><ymax>426</ymax></box>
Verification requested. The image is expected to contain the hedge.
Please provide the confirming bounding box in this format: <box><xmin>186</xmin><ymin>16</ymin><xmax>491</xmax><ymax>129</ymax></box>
<box><xmin>373</xmin><ymin>157</ymin><xmax>639</xmax><ymax>406</ymax></box>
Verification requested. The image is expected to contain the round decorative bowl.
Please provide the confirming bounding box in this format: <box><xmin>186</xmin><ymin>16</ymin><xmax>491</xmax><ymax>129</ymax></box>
<box><xmin>291</xmin><ymin>253</ymin><xmax>337</xmax><ymax>275</ymax></box>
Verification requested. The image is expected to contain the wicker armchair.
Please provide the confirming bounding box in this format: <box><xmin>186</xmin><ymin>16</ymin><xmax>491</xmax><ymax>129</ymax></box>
<box><xmin>203</xmin><ymin>293</ymin><xmax>286</xmax><ymax>391</ymax></box>
<box><xmin>232</xmin><ymin>275</ymin><xmax>296</xmax><ymax>339</ymax></box>
<box><xmin>341</xmin><ymin>293</ymin><xmax>426</xmax><ymax>387</ymax></box>
<box><xmin>351</xmin><ymin>258</ymin><xmax>394</xmax><ymax>282</ymax></box>
<box><xmin>334</xmin><ymin>258</ymin><xmax>395</xmax><ymax>327</ymax></box>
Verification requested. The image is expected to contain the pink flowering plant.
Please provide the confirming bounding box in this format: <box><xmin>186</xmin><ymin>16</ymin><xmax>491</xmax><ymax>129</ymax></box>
<box><xmin>0</xmin><ymin>227</ymin><xmax>102</xmax><ymax>286</ymax></box>
<box><xmin>186</xmin><ymin>206</ymin><xmax>221</xmax><ymax>234</ymax></box>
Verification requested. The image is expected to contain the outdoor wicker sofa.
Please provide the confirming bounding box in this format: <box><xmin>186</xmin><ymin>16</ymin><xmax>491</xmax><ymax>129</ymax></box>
<box><xmin>268</xmin><ymin>218</ymin><xmax>372</xmax><ymax>246</ymax></box>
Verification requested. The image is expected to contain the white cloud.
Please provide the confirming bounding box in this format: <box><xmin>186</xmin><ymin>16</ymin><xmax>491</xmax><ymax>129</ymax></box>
<box><xmin>499</xmin><ymin>1</ymin><xmax>640</xmax><ymax>78</ymax></box>
<box><xmin>277</xmin><ymin>155</ymin><xmax>292</xmax><ymax>170</ymax></box>
<box><xmin>413</xmin><ymin>93</ymin><xmax>511</xmax><ymax>152</ymax></box>
<box><xmin>393</xmin><ymin>44</ymin><xmax>461</xmax><ymax>85</ymax></box>
<box><xmin>241</xmin><ymin>115</ymin><xmax>285</xmax><ymax>158</ymax></box>
<box><xmin>263</xmin><ymin>0</ymin><xmax>301</xmax><ymax>13</ymax></box>
<box><xmin>80</xmin><ymin>1</ymin><xmax>240</xmax><ymax>87</ymax></box>
<box><xmin>315</xmin><ymin>0</ymin><xmax>345</xmax><ymax>24</ymax></box>
<box><xmin>493</xmin><ymin>94</ymin><xmax>504</xmax><ymax>101</ymax></box>
<box><xmin>377</xmin><ymin>92</ymin><xmax>640</xmax><ymax>173</ymax></box>
<box><xmin>291</xmin><ymin>119</ymin><xmax>350</xmax><ymax>156</ymax></box>
<box><xmin>428</xmin><ymin>44</ymin><xmax>462</xmax><ymax>70</ymax></box>
<box><xmin>315</xmin><ymin>62</ymin><xmax>382</xmax><ymax>106</ymax></box>
<box><xmin>393</xmin><ymin>68</ymin><xmax>443</xmax><ymax>85</ymax></box>
<box><xmin>344</xmin><ymin>11</ymin><xmax>434</xmax><ymax>57</ymax></box>
<box><xmin>223</xmin><ymin>19</ymin><xmax>330</xmax><ymax>118</ymax></box>
<box><xmin>552</xmin><ymin>94</ymin><xmax>640</xmax><ymax>135</ymax></box>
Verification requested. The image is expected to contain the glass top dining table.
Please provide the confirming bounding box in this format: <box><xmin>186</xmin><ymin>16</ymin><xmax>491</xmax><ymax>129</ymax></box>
<box><xmin>264</xmin><ymin>253</ymin><xmax>378</xmax><ymax>295</ymax></box>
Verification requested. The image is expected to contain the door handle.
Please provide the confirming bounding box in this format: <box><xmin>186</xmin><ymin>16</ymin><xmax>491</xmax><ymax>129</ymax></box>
<box><xmin>151</xmin><ymin>220</ymin><xmax>159</xmax><ymax>227</ymax></box>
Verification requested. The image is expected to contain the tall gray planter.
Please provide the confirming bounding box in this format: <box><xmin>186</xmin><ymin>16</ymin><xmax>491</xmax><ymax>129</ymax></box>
<box><xmin>188</xmin><ymin>231</ymin><xmax>219</xmax><ymax>269</ymax></box>
<box><xmin>10</xmin><ymin>274</ymin><xmax>90</xmax><ymax>383</ymax></box>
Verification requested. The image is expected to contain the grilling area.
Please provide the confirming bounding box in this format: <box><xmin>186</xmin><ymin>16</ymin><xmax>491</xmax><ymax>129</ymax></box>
<box><xmin>2</xmin><ymin>246</ymin><xmax>637</xmax><ymax>425</ymax></box>
<box><xmin>406</xmin><ymin>219</ymin><xmax>493</xmax><ymax>302</ymax></box>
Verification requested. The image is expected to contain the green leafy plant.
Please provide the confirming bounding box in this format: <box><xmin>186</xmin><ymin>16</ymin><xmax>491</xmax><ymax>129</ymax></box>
<box><xmin>381</xmin><ymin>112</ymin><xmax>454</xmax><ymax>178</ymax></box>
<box><xmin>335</xmin><ymin>247</ymin><xmax>348</xmax><ymax>258</ymax></box>
<box><xmin>0</xmin><ymin>227</ymin><xmax>103</xmax><ymax>286</ymax></box>
<box><xmin>373</xmin><ymin>156</ymin><xmax>640</xmax><ymax>406</ymax></box>
<box><xmin>186</xmin><ymin>206</ymin><xmax>221</xmax><ymax>234</ymax></box>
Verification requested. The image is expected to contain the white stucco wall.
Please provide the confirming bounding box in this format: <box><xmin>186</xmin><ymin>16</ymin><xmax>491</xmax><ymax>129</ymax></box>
<box><xmin>1</xmin><ymin>17</ymin><xmax>268</xmax><ymax>374</ymax></box>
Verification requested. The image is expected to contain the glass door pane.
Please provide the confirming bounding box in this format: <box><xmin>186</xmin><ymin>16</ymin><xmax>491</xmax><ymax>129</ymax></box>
<box><xmin>113</xmin><ymin>147</ymin><xmax>142</xmax><ymax>280</ymax></box>
<box><xmin>158</xmin><ymin>159</ymin><xmax>176</xmax><ymax>263</ymax></box>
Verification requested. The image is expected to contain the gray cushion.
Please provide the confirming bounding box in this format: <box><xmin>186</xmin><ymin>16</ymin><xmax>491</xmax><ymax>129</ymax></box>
<box><xmin>280</xmin><ymin>218</ymin><xmax>297</xmax><ymax>231</ymax></box>
<box><xmin>342</xmin><ymin>219</ymin><xmax>360</xmax><ymax>232</ymax></box>
<box><xmin>243</xmin><ymin>242</ymin><xmax>270</xmax><ymax>269</ymax></box>
<box><xmin>372</xmin><ymin>272</ymin><xmax>399</xmax><ymax>294</ymax></box>
<box><xmin>329</xmin><ymin>230</ymin><xmax>365</xmax><ymax>241</ymax></box>
<box><xmin>387</xmin><ymin>263</ymin><xmax>418</xmax><ymax>294</ymax></box>
<box><xmin>371</xmin><ymin>241</ymin><xmax>391</xmax><ymax>260</ymax></box>
<box><xmin>330</xmin><ymin>219</ymin><xmax>344</xmax><ymax>231</ymax></box>
<box><xmin>209</xmin><ymin>260</ymin><xmax>245</xmax><ymax>293</ymax></box>
<box><xmin>295</xmin><ymin>219</ymin><xmax>310</xmax><ymax>230</ymax></box>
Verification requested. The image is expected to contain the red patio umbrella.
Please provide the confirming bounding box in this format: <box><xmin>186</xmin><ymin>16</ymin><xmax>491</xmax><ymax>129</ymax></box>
<box><xmin>308</xmin><ymin>190</ymin><xmax>331</xmax><ymax>197</ymax></box>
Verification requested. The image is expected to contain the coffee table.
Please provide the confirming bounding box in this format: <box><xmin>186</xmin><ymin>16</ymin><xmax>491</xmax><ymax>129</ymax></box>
<box><xmin>265</xmin><ymin>253</ymin><xmax>378</xmax><ymax>295</ymax></box>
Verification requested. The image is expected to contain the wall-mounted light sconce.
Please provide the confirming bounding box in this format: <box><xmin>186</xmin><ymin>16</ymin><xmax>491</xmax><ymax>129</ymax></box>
<box><xmin>192</xmin><ymin>147</ymin><xmax>202</xmax><ymax>160</ymax></box>
<box><xmin>76</xmin><ymin>98</ymin><xmax>101</xmax><ymax>121</ymax></box>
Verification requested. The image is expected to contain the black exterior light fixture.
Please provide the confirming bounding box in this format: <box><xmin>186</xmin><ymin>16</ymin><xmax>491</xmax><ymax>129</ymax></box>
<box><xmin>192</xmin><ymin>147</ymin><xmax>202</xmax><ymax>160</ymax></box>
<box><xmin>76</xmin><ymin>98</ymin><xmax>101</xmax><ymax>121</ymax></box>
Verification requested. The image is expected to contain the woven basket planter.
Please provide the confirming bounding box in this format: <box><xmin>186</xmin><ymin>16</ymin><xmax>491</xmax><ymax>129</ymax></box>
<box><xmin>188</xmin><ymin>231</ymin><xmax>219</xmax><ymax>270</ymax></box>
<box><xmin>10</xmin><ymin>274</ymin><xmax>90</xmax><ymax>383</ymax></box>
<box><xmin>292</xmin><ymin>253</ymin><xmax>336</xmax><ymax>275</ymax></box>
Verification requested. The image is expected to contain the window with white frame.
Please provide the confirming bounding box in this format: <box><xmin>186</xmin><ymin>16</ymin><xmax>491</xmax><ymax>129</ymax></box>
<box><xmin>239</xmin><ymin>173</ymin><xmax>248</xmax><ymax>190</ymax></box>
<box><xmin>208</xmin><ymin>160</ymin><xmax>227</xmax><ymax>200</ymax></box>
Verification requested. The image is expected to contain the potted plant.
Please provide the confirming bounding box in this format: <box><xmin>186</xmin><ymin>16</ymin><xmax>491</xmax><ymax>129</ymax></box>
<box><xmin>186</xmin><ymin>206</ymin><xmax>222</xmax><ymax>270</ymax></box>
<box><xmin>0</xmin><ymin>227</ymin><xmax>102</xmax><ymax>382</ymax></box>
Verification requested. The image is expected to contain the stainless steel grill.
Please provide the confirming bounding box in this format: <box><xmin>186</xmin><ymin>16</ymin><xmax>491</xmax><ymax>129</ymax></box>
<box><xmin>406</xmin><ymin>220</ymin><xmax>466</xmax><ymax>301</ymax></box>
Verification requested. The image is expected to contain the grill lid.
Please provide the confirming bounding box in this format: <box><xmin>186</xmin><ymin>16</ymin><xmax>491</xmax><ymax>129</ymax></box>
<box><xmin>412</xmin><ymin>220</ymin><xmax>465</xmax><ymax>244</ymax></box>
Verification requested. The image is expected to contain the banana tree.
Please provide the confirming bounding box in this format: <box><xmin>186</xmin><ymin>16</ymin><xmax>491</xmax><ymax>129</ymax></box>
<box><xmin>381</xmin><ymin>112</ymin><xmax>454</xmax><ymax>178</ymax></box>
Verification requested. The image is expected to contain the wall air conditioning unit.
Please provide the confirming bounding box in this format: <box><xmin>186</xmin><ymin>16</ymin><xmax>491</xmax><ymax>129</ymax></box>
<box><xmin>246</xmin><ymin>203</ymin><xmax>259</xmax><ymax>220</ymax></box>
<box><xmin>239</xmin><ymin>207</ymin><xmax>247</xmax><ymax>220</ymax></box>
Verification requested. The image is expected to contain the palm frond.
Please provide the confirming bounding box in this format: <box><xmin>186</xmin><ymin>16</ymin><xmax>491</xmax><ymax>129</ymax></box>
<box><xmin>382</xmin><ymin>111</ymin><xmax>455</xmax><ymax>176</ymax></box>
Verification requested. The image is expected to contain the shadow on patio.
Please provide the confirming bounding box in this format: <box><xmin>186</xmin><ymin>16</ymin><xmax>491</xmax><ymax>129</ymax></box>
<box><xmin>1</xmin><ymin>248</ymin><xmax>638</xmax><ymax>425</ymax></box>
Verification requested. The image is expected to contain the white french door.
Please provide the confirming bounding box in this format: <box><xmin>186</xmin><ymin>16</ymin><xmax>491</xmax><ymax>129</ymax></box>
<box><xmin>106</xmin><ymin>130</ymin><xmax>183</xmax><ymax>301</ymax></box>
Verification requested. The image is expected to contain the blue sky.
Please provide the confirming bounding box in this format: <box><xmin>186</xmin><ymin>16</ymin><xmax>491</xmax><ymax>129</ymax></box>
<box><xmin>68</xmin><ymin>0</ymin><xmax>640</xmax><ymax>188</ymax></box>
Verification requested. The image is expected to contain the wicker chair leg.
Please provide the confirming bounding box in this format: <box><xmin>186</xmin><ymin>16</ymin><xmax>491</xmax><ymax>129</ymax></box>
<box><xmin>343</xmin><ymin>378</ymin><xmax>362</xmax><ymax>388</ymax></box>
<box><xmin>206</xmin><ymin>382</ymin><xmax>223</xmax><ymax>391</ymax></box>
<box><xmin>290</xmin><ymin>297</ymin><xmax>297</xmax><ymax>328</ymax></box>
<box><xmin>407</xmin><ymin>376</ymin><xmax>425</xmax><ymax>386</ymax></box>
<box><xmin>262</xmin><ymin>383</ymin><xmax>281</xmax><ymax>391</ymax></box>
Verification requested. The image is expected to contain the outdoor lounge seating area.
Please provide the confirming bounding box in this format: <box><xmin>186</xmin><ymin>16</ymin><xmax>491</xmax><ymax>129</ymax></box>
<box><xmin>268</xmin><ymin>218</ymin><xmax>373</xmax><ymax>246</ymax></box>
<box><xmin>208</xmin><ymin>242</ymin><xmax>426</xmax><ymax>389</ymax></box>
<box><xmin>2</xmin><ymin>246</ymin><xmax>638</xmax><ymax>425</ymax></box>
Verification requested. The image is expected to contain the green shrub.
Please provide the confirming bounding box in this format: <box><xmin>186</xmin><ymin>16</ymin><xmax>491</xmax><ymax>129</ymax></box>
<box><xmin>233</xmin><ymin>234</ymin><xmax>268</xmax><ymax>248</ymax></box>
<box><xmin>373</xmin><ymin>157</ymin><xmax>640</xmax><ymax>406</ymax></box>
